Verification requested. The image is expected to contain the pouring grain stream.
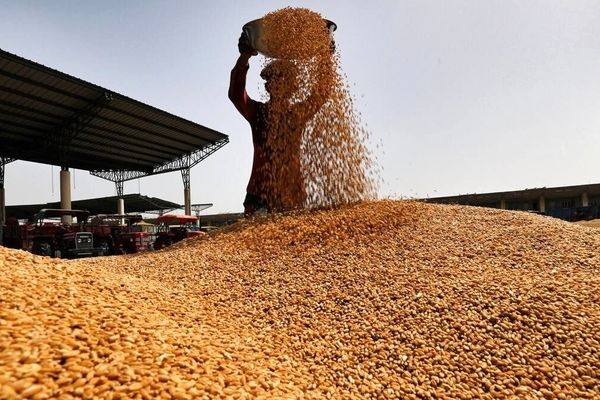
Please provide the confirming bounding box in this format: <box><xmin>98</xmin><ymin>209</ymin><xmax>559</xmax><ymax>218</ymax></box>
<box><xmin>230</xmin><ymin>7</ymin><xmax>376</xmax><ymax>214</ymax></box>
<box><xmin>2</xmin><ymin>6</ymin><xmax>599</xmax><ymax>400</ymax></box>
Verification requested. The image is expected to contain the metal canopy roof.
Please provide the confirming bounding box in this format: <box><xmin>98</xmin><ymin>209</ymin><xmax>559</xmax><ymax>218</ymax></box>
<box><xmin>5</xmin><ymin>194</ymin><xmax>183</xmax><ymax>220</ymax></box>
<box><xmin>0</xmin><ymin>48</ymin><xmax>228</xmax><ymax>180</ymax></box>
<box><xmin>427</xmin><ymin>183</ymin><xmax>600</xmax><ymax>205</ymax></box>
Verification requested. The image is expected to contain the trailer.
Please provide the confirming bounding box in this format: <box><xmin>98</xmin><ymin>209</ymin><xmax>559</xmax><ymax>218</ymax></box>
<box><xmin>88</xmin><ymin>214</ymin><xmax>151</xmax><ymax>255</ymax></box>
<box><xmin>153</xmin><ymin>214</ymin><xmax>205</xmax><ymax>250</ymax></box>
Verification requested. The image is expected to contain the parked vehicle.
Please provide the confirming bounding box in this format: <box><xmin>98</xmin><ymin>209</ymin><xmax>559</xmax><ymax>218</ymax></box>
<box><xmin>26</xmin><ymin>209</ymin><xmax>105</xmax><ymax>258</ymax></box>
<box><xmin>2</xmin><ymin>216</ymin><xmax>27</xmax><ymax>250</ymax></box>
<box><xmin>153</xmin><ymin>214</ymin><xmax>205</xmax><ymax>250</ymax></box>
<box><xmin>87</xmin><ymin>214</ymin><xmax>151</xmax><ymax>254</ymax></box>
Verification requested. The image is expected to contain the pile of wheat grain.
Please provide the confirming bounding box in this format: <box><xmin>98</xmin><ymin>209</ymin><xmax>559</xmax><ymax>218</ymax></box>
<box><xmin>1</xmin><ymin>200</ymin><xmax>599</xmax><ymax>399</ymax></box>
<box><xmin>256</xmin><ymin>7</ymin><xmax>377</xmax><ymax>211</ymax></box>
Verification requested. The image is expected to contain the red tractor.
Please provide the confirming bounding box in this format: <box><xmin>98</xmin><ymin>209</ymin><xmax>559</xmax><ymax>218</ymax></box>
<box><xmin>25</xmin><ymin>209</ymin><xmax>105</xmax><ymax>258</ymax></box>
<box><xmin>153</xmin><ymin>214</ymin><xmax>205</xmax><ymax>250</ymax></box>
<box><xmin>87</xmin><ymin>214</ymin><xmax>151</xmax><ymax>255</ymax></box>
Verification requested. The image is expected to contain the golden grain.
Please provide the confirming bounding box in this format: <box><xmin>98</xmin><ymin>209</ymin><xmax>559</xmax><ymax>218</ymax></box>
<box><xmin>1</xmin><ymin>198</ymin><xmax>600</xmax><ymax>398</ymax></box>
<box><xmin>256</xmin><ymin>7</ymin><xmax>377</xmax><ymax>211</ymax></box>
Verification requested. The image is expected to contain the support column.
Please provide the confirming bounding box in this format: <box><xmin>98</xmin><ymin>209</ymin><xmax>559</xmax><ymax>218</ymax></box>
<box><xmin>538</xmin><ymin>196</ymin><xmax>546</xmax><ymax>213</ymax></box>
<box><xmin>117</xmin><ymin>198</ymin><xmax>125</xmax><ymax>215</ymax></box>
<box><xmin>582</xmin><ymin>192</ymin><xmax>589</xmax><ymax>207</ymax></box>
<box><xmin>0</xmin><ymin>186</ymin><xmax>3</xmax><ymax>246</ymax></box>
<box><xmin>499</xmin><ymin>199</ymin><xmax>506</xmax><ymax>210</ymax></box>
<box><xmin>60</xmin><ymin>167</ymin><xmax>72</xmax><ymax>224</ymax></box>
<box><xmin>0</xmin><ymin>186</ymin><xmax>4</xmax><ymax>225</ymax></box>
<box><xmin>0</xmin><ymin>161</ymin><xmax>5</xmax><ymax>226</ymax></box>
<box><xmin>115</xmin><ymin>180</ymin><xmax>125</xmax><ymax>224</ymax></box>
<box><xmin>0</xmin><ymin>180</ymin><xmax>4</xmax><ymax>247</ymax></box>
<box><xmin>181</xmin><ymin>168</ymin><xmax>191</xmax><ymax>215</ymax></box>
<box><xmin>0</xmin><ymin>158</ymin><xmax>15</xmax><ymax>246</ymax></box>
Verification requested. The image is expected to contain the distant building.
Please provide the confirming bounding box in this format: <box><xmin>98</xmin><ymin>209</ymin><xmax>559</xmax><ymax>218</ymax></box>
<box><xmin>427</xmin><ymin>183</ymin><xmax>600</xmax><ymax>221</ymax></box>
<box><xmin>200</xmin><ymin>213</ymin><xmax>244</xmax><ymax>228</ymax></box>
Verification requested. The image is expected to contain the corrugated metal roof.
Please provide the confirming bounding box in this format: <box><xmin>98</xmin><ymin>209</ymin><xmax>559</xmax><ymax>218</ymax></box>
<box><xmin>5</xmin><ymin>194</ymin><xmax>183</xmax><ymax>220</ymax></box>
<box><xmin>427</xmin><ymin>183</ymin><xmax>600</xmax><ymax>204</ymax></box>
<box><xmin>0</xmin><ymin>48</ymin><xmax>228</xmax><ymax>176</ymax></box>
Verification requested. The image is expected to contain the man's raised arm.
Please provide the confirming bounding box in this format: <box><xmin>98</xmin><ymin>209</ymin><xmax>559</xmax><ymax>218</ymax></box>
<box><xmin>228</xmin><ymin>32</ymin><xmax>258</xmax><ymax>122</ymax></box>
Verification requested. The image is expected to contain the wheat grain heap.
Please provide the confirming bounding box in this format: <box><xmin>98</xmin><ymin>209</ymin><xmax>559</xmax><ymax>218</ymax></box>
<box><xmin>2</xmin><ymin>201</ymin><xmax>600</xmax><ymax>399</ymax></box>
<box><xmin>257</xmin><ymin>7</ymin><xmax>377</xmax><ymax>210</ymax></box>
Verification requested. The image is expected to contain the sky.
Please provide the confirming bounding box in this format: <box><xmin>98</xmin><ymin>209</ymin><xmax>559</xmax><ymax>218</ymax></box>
<box><xmin>1</xmin><ymin>0</ymin><xmax>599</xmax><ymax>214</ymax></box>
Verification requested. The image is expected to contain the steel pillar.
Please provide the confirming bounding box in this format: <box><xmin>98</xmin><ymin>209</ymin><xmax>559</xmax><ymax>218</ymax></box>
<box><xmin>0</xmin><ymin>186</ymin><xmax>4</xmax><ymax>224</ymax></box>
<box><xmin>0</xmin><ymin>186</ymin><xmax>4</xmax><ymax>245</ymax></box>
<box><xmin>0</xmin><ymin>158</ymin><xmax>15</xmax><ymax>225</ymax></box>
<box><xmin>115</xmin><ymin>179</ymin><xmax>124</xmax><ymax>198</ymax></box>
<box><xmin>60</xmin><ymin>167</ymin><xmax>72</xmax><ymax>224</ymax></box>
<box><xmin>0</xmin><ymin>160</ymin><xmax>5</xmax><ymax>226</ymax></box>
<box><xmin>181</xmin><ymin>168</ymin><xmax>191</xmax><ymax>215</ymax></box>
<box><xmin>0</xmin><ymin>158</ymin><xmax>15</xmax><ymax>245</ymax></box>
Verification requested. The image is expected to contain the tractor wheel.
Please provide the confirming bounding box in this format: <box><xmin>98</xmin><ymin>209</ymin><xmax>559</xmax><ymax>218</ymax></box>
<box><xmin>32</xmin><ymin>240</ymin><xmax>52</xmax><ymax>257</ymax></box>
<box><xmin>154</xmin><ymin>237</ymin><xmax>172</xmax><ymax>250</ymax></box>
<box><xmin>96</xmin><ymin>239</ymin><xmax>111</xmax><ymax>255</ymax></box>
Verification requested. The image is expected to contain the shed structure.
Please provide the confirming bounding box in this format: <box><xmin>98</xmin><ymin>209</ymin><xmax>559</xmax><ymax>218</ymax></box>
<box><xmin>5</xmin><ymin>194</ymin><xmax>186</xmax><ymax>220</ymax></box>
<box><xmin>0</xmin><ymin>48</ymin><xmax>228</xmax><ymax>231</ymax></box>
<box><xmin>427</xmin><ymin>183</ymin><xmax>600</xmax><ymax>221</ymax></box>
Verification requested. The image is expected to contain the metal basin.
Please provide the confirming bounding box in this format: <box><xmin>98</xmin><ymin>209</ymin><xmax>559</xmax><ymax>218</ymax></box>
<box><xmin>242</xmin><ymin>18</ymin><xmax>337</xmax><ymax>59</ymax></box>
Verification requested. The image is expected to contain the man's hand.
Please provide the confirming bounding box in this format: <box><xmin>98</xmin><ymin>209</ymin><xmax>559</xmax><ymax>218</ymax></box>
<box><xmin>238</xmin><ymin>32</ymin><xmax>258</xmax><ymax>56</ymax></box>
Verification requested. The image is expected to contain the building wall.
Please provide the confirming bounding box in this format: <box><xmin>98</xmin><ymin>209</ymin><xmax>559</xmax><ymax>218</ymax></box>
<box><xmin>427</xmin><ymin>184</ymin><xmax>600</xmax><ymax>222</ymax></box>
<box><xmin>506</xmin><ymin>200</ymin><xmax>539</xmax><ymax>211</ymax></box>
